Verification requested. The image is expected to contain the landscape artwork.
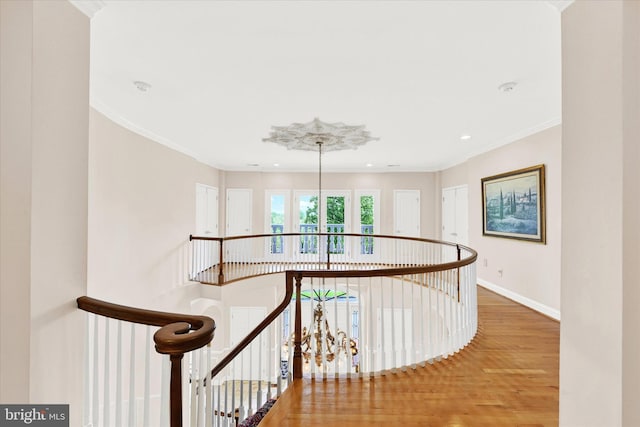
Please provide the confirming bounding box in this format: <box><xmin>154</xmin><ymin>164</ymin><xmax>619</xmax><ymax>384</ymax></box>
<box><xmin>481</xmin><ymin>164</ymin><xmax>546</xmax><ymax>243</ymax></box>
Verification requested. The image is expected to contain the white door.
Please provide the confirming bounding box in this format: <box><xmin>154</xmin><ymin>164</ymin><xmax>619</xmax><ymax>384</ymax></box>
<box><xmin>442</xmin><ymin>186</ymin><xmax>468</xmax><ymax>245</ymax></box>
<box><xmin>226</xmin><ymin>189</ymin><xmax>252</xmax><ymax>236</ymax></box>
<box><xmin>230</xmin><ymin>307</ymin><xmax>268</xmax><ymax>379</ymax></box>
<box><xmin>394</xmin><ymin>190</ymin><xmax>420</xmax><ymax>237</ymax></box>
<box><xmin>194</xmin><ymin>184</ymin><xmax>219</xmax><ymax>276</ymax></box>
<box><xmin>196</xmin><ymin>184</ymin><xmax>218</xmax><ymax>236</ymax></box>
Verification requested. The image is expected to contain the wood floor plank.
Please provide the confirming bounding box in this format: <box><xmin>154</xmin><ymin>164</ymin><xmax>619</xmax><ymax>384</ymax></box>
<box><xmin>260</xmin><ymin>286</ymin><xmax>559</xmax><ymax>426</ymax></box>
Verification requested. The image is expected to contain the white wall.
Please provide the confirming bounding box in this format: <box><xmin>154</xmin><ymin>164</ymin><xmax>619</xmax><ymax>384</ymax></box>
<box><xmin>222</xmin><ymin>171</ymin><xmax>437</xmax><ymax>238</ymax></box>
<box><xmin>0</xmin><ymin>1</ymin><xmax>89</xmax><ymax>420</ymax></box>
<box><xmin>622</xmin><ymin>2</ymin><xmax>640</xmax><ymax>424</ymax></box>
<box><xmin>439</xmin><ymin>126</ymin><xmax>562</xmax><ymax>318</ymax></box>
<box><xmin>561</xmin><ymin>1</ymin><xmax>640</xmax><ymax>425</ymax></box>
<box><xmin>88</xmin><ymin>109</ymin><xmax>220</xmax><ymax>311</ymax></box>
<box><xmin>0</xmin><ymin>0</ymin><xmax>34</xmax><ymax>403</ymax></box>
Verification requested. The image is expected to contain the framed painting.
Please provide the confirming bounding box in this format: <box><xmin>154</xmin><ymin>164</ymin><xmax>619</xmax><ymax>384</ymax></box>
<box><xmin>481</xmin><ymin>164</ymin><xmax>546</xmax><ymax>243</ymax></box>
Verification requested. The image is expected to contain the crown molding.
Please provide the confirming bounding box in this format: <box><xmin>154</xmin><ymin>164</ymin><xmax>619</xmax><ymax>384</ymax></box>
<box><xmin>545</xmin><ymin>1</ymin><xmax>574</xmax><ymax>13</ymax></box>
<box><xmin>68</xmin><ymin>0</ymin><xmax>106</xmax><ymax>18</ymax></box>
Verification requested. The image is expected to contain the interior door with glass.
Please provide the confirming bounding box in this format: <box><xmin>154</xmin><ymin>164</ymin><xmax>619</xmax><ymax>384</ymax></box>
<box><xmin>266</xmin><ymin>191</ymin><xmax>290</xmax><ymax>259</ymax></box>
<box><xmin>294</xmin><ymin>190</ymin><xmax>351</xmax><ymax>260</ymax></box>
<box><xmin>354</xmin><ymin>190</ymin><xmax>380</xmax><ymax>261</ymax></box>
<box><xmin>322</xmin><ymin>191</ymin><xmax>350</xmax><ymax>257</ymax></box>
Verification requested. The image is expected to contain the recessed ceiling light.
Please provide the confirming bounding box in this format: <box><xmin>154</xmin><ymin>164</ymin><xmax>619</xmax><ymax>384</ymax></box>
<box><xmin>366</xmin><ymin>163</ymin><xmax>373</xmax><ymax>168</ymax></box>
<box><xmin>133</xmin><ymin>80</ymin><xmax>151</xmax><ymax>92</ymax></box>
<box><xmin>387</xmin><ymin>164</ymin><xmax>400</xmax><ymax>168</ymax></box>
<box><xmin>273</xmin><ymin>163</ymin><xmax>280</xmax><ymax>167</ymax></box>
<box><xmin>247</xmin><ymin>163</ymin><xmax>259</xmax><ymax>167</ymax></box>
<box><xmin>498</xmin><ymin>81</ymin><xmax>517</xmax><ymax>93</ymax></box>
<box><xmin>460</xmin><ymin>134</ymin><xmax>472</xmax><ymax>141</ymax></box>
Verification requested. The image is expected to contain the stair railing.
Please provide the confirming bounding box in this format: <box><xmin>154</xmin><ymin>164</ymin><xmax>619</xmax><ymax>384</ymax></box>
<box><xmin>76</xmin><ymin>297</ymin><xmax>215</xmax><ymax>427</ymax></box>
<box><xmin>78</xmin><ymin>234</ymin><xmax>476</xmax><ymax>426</ymax></box>
<box><xmin>185</xmin><ymin>234</ymin><xmax>477</xmax><ymax>425</ymax></box>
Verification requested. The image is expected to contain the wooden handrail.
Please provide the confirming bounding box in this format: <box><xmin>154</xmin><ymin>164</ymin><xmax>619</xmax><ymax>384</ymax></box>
<box><xmin>77</xmin><ymin>296</ymin><xmax>216</xmax><ymax>427</ymax></box>
<box><xmin>76</xmin><ymin>296</ymin><xmax>215</xmax><ymax>354</ymax></box>
<box><xmin>210</xmin><ymin>271</ymin><xmax>296</xmax><ymax>378</ymax></box>
<box><xmin>191</xmin><ymin>231</ymin><xmax>463</xmax><ymax>248</ymax></box>
<box><xmin>190</xmin><ymin>232</ymin><xmax>477</xmax><ymax>282</ymax></box>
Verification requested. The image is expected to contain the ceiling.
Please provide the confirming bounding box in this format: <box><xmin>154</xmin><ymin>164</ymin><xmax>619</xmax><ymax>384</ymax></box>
<box><xmin>88</xmin><ymin>1</ymin><xmax>562</xmax><ymax>172</ymax></box>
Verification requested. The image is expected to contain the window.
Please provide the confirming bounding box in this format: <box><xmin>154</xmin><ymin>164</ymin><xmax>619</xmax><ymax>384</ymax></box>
<box><xmin>265</xmin><ymin>190</ymin><xmax>290</xmax><ymax>255</ymax></box>
<box><xmin>298</xmin><ymin>194</ymin><xmax>318</xmax><ymax>254</ymax></box>
<box><xmin>355</xmin><ymin>190</ymin><xmax>380</xmax><ymax>255</ymax></box>
<box><xmin>270</xmin><ymin>194</ymin><xmax>285</xmax><ymax>253</ymax></box>
<box><xmin>294</xmin><ymin>190</ymin><xmax>351</xmax><ymax>255</ymax></box>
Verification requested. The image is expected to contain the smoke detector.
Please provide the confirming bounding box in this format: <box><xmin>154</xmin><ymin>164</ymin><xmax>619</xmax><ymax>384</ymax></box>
<box><xmin>133</xmin><ymin>81</ymin><xmax>151</xmax><ymax>92</ymax></box>
<box><xmin>498</xmin><ymin>81</ymin><xmax>518</xmax><ymax>93</ymax></box>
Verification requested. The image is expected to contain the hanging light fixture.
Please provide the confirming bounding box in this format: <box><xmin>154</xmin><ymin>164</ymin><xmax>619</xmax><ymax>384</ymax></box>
<box><xmin>264</xmin><ymin>118</ymin><xmax>375</xmax><ymax>373</ymax></box>
<box><xmin>282</xmin><ymin>290</ymin><xmax>359</xmax><ymax>373</ymax></box>
<box><xmin>263</xmin><ymin>117</ymin><xmax>379</xmax><ymax>262</ymax></box>
<box><xmin>298</xmin><ymin>290</ymin><xmax>358</xmax><ymax>370</ymax></box>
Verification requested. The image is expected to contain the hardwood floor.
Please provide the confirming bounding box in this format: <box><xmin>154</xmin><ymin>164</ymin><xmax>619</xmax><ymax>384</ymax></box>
<box><xmin>260</xmin><ymin>286</ymin><xmax>559</xmax><ymax>426</ymax></box>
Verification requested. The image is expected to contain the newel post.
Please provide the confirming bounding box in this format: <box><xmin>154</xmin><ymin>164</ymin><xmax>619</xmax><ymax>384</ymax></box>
<box><xmin>169</xmin><ymin>354</ymin><xmax>184</xmax><ymax>427</ymax></box>
<box><xmin>326</xmin><ymin>234</ymin><xmax>331</xmax><ymax>270</ymax></box>
<box><xmin>293</xmin><ymin>275</ymin><xmax>303</xmax><ymax>379</ymax></box>
<box><xmin>218</xmin><ymin>239</ymin><xmax>225</xmax><ymax>284</ymax></box>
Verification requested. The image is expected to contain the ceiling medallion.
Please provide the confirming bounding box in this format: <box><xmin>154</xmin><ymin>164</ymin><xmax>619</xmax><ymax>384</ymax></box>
<box><xmin>262</xmin><ymin>117</ymin><xmax>378</xmax><ymax>152</ymax></box>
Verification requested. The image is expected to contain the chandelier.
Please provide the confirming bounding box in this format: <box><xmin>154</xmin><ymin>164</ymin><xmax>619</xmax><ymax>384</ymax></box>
<box><xmin>289</xmin><ymin>290</ymin><xmax>359</xmax><ymax>373</ymax></box>
<box><xmin>264</xmin><ymin>118</ymin><xmax>374</xmax><ymax>373</ymax></box>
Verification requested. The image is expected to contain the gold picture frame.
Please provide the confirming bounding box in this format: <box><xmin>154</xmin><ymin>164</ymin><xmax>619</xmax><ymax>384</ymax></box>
<box><xmin>481</xmin><ymin>164</ymin><xmax>546</xmax><ymax>243</ymax></box>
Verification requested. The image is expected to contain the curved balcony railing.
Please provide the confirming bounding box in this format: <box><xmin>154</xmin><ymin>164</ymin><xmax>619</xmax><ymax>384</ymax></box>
<box><xmin>79</xmin><ymin>233</ymin><xmax>477</xmax><ymax>427</ymax></box>
<box><xmin>187</xmin><ymin>233</ymin><xmax>477</xmax><ymax>426</ymax></box>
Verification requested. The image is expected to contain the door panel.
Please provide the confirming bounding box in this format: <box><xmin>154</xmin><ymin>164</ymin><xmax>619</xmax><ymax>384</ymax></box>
<box><xmin>394</xmin><ymin>190</ymin><xmax>420</xmax><ymax>237</ymax></box>
<box><xmin>294</xmin><ymin>190</ymin><xmax>350</xmax><ymax>256</ymax></box>
<box><xmin>226</xmin><ymin>189</ymin><xmax>252</xmax><ymax>236</ymax></box>
<box><xmin>195</xmin><ymin>184</ymin><xmax>219</xmax><ymax>275</ymax></box>
<box><xmin>230</xmin><ymin>307</ymin><xmax>268</xmax><ymax>379</ymax></box>
<box><xmin>442</xmin><ymin>186</ymin><xmax>468</xmax><ymax>245</ymax></box>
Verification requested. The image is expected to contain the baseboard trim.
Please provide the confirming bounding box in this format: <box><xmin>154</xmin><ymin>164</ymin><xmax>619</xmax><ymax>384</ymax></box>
<box><xmin>477</xmin><ymin>278</ymin><xmax>561</xmax><ymax>321</ymax></box>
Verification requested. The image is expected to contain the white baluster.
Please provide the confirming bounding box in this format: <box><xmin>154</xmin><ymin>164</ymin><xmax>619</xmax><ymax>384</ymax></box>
<box><xmin>198</xmin><ymin>347</ymin><xmax>206</xmax><ymax>427</ymax></box>
<box><xmin>309</xmin><ymin>279</ymin><xmax>316</xmax><ymax>379</ymax></box>
<box><xmin>419</xmin><ymin>273</ymin><xmax>426</xmax><ymax>367</ymax></box>
<box><xmin>160</xmin><ymin>356</ymin><xmax>171</xmax><ymax>427</ymax></box>
<box><xmin>390</xmin><ymin>275</ymin><xmax>396</xmax><ymax>371</ymax></box>
<box><xmin>230</xmin><ymin>362</ymin><xmax>236</xmax><ymax>427</ymax></box>
<box><xmin>92</xmin><ymin>315</ymin><xmax>99</xmax><ymax>427</ymax></box>
<box><xmin>116</xmin><ymin>321</ymin><xmax>122</xmax><ymax>427</ymax></box>
<box><xmin>143</xmin><ymin>326</ymin><xmax>151</xmax><ymax>426</ymax></box>
<box><xmin>83</xmin><ymin>313</ymin><xmax>91</xmax><ymax>427</ymax></box>
<box><xmin>345</xmin><ymin>277</ymin><xmax>352</xmax><ymax>378</ymax></box>
<box><xmin>206</xmin><ymin>345</ymin><xmax>213</xmax><ymax>427</ymax></box>
<box><xmin>333</xmin><ymin>277</ymin><xmax>338</xmax><ymax>377</ymax></box>
<box><xmin>410</xmin><ymin>274</ymin><xmax>416</xmax><ymax>369</ymax></box>
<box><xmin>128</xmin><ymin>323</ymin><xmax>136</xmax><ymax>427</ymax></box>
<box><xmin>379</xmin><ymin>277</ymin><xmax>385</xmax><ymax>373</ymax></box>
<box><xmin>357</xmin><ymin>277</ymin><xmax>363</xmax><ymax>378</ymax></box>
<box><xmin>189</xmin><ymin>351</ymin><xmax>197</xmax><ymax>427</ymax></box>
<box><xmin>427</xmin><ymin>272</ymin><xmax>433</xmax><ymax>363</ymax></box>
<box><xmin>287</xmin><ymin>299</ymin><xmax>294</xmax><ymax>385</ymax></box>
<box><xmin>368</xmin><ymin>276</ymin><xmax>374</xmax><ymax>376</ymax></box>
<box><xmin>401</xmin><ymin>275</ymin><xmax>407</xmax><ymax>370</ymax></box>
<box><xmin>257</xmin><ymin>334</ymin><xmax>263</xmax><ymax>409</ymax></box>
<box><xmin>215</xmin><ymin>382</ymin><xmax>222</xmax><ymax>427</ymax></box>
<box><xmin>103</xmin><ymin>318</ymin><xmax>110</xmax><ymax>427</ymax></box>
